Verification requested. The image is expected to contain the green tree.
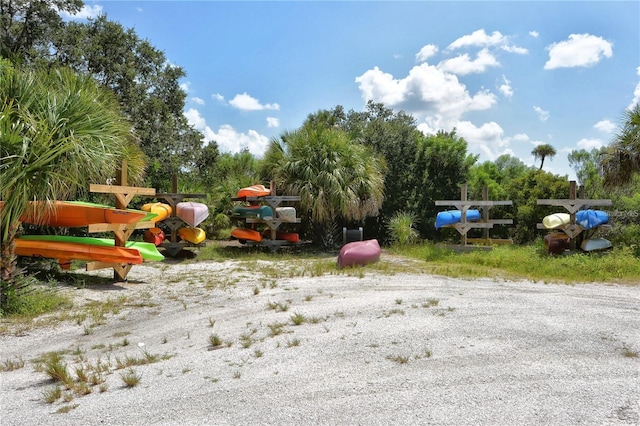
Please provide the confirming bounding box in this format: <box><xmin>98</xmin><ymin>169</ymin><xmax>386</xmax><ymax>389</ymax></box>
<box><xmin>567</xmin><ymin>148</ymin><xmax>605</xmax><ymax>197</ymax></box>
<box><xmin>601</xmin><ymin>104</ymin><xmax>640</xmax><ymax>187</ymax></box>
<box><xmin>1</xmin><ymin>61</ymin><xmax>145</xmax><ymax>305</ymax></box>
<box><xmin>261</xmin><ymin>126</ymin><xmax>385</xmax><ymax>248</ymax></box>
<box><xmin>414</xmin><ymin>130</ymin><xmax>478</xmax><ymax>239</ymax></box>
<box><xmin>50</xmin><ymin>14</ymin><xmax>205</xmax><ymax>191</ymax></box>
<box><xmin>342</xmin><ymin>101</ymin><xmax>424</xmax><ymax>239</ymax></box>
<box><xmin>504</xmin><ymin>169</ymin><xmax>568</xmax><ymax>243</ymax></box>
<box><xmin>531</xmin><ymin>143</ymin><xmax>557</xmax><ymax>170</ymax></box>
<box><xmin>0</xmin><ymin>0</ymin><xmax>82</xmax><ymax>60</ymax></box>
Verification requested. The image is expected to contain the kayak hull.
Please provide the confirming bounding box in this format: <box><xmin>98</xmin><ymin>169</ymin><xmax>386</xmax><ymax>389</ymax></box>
<box><xmin>142</xmin><ymin>203</ymin><xmax>172</xmax><ymax>222</ymax></box>
<box><xmin>337</xmin><ymin>239</ymin><xmax>381</xmax><ymax>269</ymax></box>
<box><xmin>435</xmin><ymin>209</ymin><xmax>481</xmax><ymax>229</ymax></box>
<box><xmin>230</xmin><ymin>228</ymin><xmax>262</xmax><ymax>243</ymax></box>
<box><xmin>236</xmin><ymin>185</ymin><xmax>270</xmax><ymax>198</ymax></box>
<box><xmin>15</xmin><ymin>239</ymin><xmax>143</xmax><ymax>266</ymax></box>
<box><xmin>18</xmin><ymin>235</ymin><xmax>163</xmax><ymax>261</ymax></box>
<box><xmin>178</xmin><ymin>227</ymin><xmax>206</xmax><ymax>244</ymax></box>
<box><xmin>16</xmin><ymin>201</ymin><xmax>147</xmax><ymax>227</ymax></box>
<box><xmin>177</xmin><ymin>202</ymin><xmax>209</xmax><ymax>227</ymax></box>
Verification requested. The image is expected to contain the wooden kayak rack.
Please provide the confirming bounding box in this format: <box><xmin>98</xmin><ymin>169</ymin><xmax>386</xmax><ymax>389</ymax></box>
<box><xmin>536</xmin><ymin>180</ymin><xmax>612</xmax><ymax>249</ymax></box>
<box><xmin>435</xmin><ymin>184</ymin><xmax>513</xmax><ymax>251</ymax></box>
<box><xmin>154</xmin><ymin>175</ymin><xmax>207</xmax><ymax>257</ymax></box>
<box><xmin>87</xmin><ymin>160</ymin><xmax>156</xmax><ymax>281</ymax></box>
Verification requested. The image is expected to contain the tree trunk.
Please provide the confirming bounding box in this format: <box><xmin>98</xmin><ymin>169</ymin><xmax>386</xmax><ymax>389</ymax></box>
<box><xmin>0</xmin><ymin>222</ymin><xmax>20</xmax><ymax>309</ymax></box>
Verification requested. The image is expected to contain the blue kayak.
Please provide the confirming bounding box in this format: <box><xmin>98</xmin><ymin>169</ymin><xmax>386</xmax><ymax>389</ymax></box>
<box><xmin>435</xmin><ymin>209</ymin><xmax>481</xmax><ymax>229</ymax></box>
<box><xmin>576</xmin><ymin>210</ymin><xmax>609</xmax><ymax>230</ymax></box>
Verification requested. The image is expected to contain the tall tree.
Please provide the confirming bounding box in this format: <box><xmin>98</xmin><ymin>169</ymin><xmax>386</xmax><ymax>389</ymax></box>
<box><xmin>531</xmin><ymin>144</ymin><xmax>557</xmax><ymax>170</ymax></box>
<box><xmin>567</xmin><ymin>148</ymin><xmax>605</xmax><ymax>197</ymax></box>
<box><xmin>414</xmin><ymin>130</ymin><xmax>477</xmax><ymax>238</ymax></box>
<box><xmin>50</xmin><ymin>14</ymin><xmax>205</xmax><ymax>190</ymax></box>
<box><xmin>1</xmin><ymin>61</ymin><xmax>145</xmax><ymax>305</ymax></box>
<box><xmin>601</xmin><ymin>104</ymin><xmax>640</xmax><ymax>187</ymax></box>
<box><xmin>261</xmin><ymin>126</ymin><xmax>385</xmax><ymax>248</ymax></box>
<box><xmin>0</xmin><ymin>0</ymin><xmax>82</xmax><ymax>60</ymax></box>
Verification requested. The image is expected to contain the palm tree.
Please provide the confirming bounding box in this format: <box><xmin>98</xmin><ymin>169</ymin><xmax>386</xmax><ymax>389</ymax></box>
<box><xmin>601</xmin><ymin>103</ymin><xmax>640</xmax><ymax>187</ymax></box>
<box><xmin>1</xmin><ymin>61</ymin><xmax>145</xmax><ymax>303</ymax></box>
<box><xmin>261</xmin><ymin>126</ymin><xmax>385</xmax><ymax>247</ymax></box>
<box><xmin>531</xmin><ymin>144</ymin><xmax>557</xmax><ymax>170</ymax></box>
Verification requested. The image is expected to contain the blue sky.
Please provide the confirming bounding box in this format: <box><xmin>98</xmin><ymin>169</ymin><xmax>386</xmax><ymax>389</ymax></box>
<box><xmin>65</xmin><ymin>1</ymin><xmax>640</xmax><ymax>180</ymax></box>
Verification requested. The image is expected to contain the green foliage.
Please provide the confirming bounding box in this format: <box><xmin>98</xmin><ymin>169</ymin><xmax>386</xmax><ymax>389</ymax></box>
<box><xmin>568</xmin><ymin>148</ymin><xmax>606</xmax><ymax>197</ymax></box>
<box><xmin>50</xmin><ymin>15</ymin><xmax>205</xmax><ymax>191</ymax></box>
<box><xmin>391</xmin><ymin>242</ymin><xmax>640</xmax><ymax>284</ymax></box>
<box><xmin>262</xmin><ymin>125</ymin><xmax>385</xmax><ymax>248</ymax></box>
<box><xmin>601</xmin><ymin>104</ymin><xmax>640</xmax><ymax>187</ymax></box>
<box><xmin>504</xmin><ymin>169</ymin><xmax>569</xmax><ymax>243</ymax></box>
<box><xmin>386</xmin><ymin>211</ymin><xmax>419</xmax><ymax>245</ymax></box>
<box><xmin>413</xmin><ymin>130</ymin><xmax>478</xmax><ymax>239</ymax></box>
<box><xmin>531</xmin><ymin>143</ymin><xmax>557</xmax><ymax>170</ymax></box>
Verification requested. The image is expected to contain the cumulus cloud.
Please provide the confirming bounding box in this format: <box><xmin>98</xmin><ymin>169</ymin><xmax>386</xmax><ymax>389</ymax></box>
<box><xmin>59</xmin><ymin>4</ymin><xmax>102</xmax><ymax>20</ymax></box>
<box><xmin>529</xmin><ymin>30</ymin><xmax>539</xmax><ymax>38</ymax></box>
<box><xmin>577</xmin><ymin>138</ymin><xmax>604</xmax><ymax>151</ymax></box>
<box><xmin>498</xmin><ymin>75</ymin><xmax>513</xmax><ymax>98</ymax></box>
<box><xmin>212</xmin><ymin>93</ymin><xmax>225</xmax><ymax>102</ymax></box>
<box><xmin>437</xmin><ymin>48</ymin><xmax>500</xmax><ymax>75</ymax></box>
<box><xmin>184</xmin><ymin>108</ymin><xmax>270</xmax><ymax>155</ymax></box>
<box><xmin>533</xmin><ymin>106</ymin><xmax>550</xmax><ymax>122</ymax></box>
<box><xmin>544</xmin><ymin>34</ymin><xmax>613</xmax><ymax>70</ymax></box>
<box><xmin>180</xmin><ymin>81</ymin><xmax>191</xmax><ymax>93</ymax></box>
<box><xmin>455</xmin><ymin>120</ymin><xmax>510</xmax><ymax>160</ymax></box>
<box><xmin>415</xmin><ymin>44</ymin><xmax>438</xmax><ymax>62</ymax></box>
<box><xmin>355</xmin><ymin>64</ymin><xmax>497</xmax><ymax>130</ymax></box>
<box><xmin>629</xmin><ymin>65</ymin><xmax>640</xmax><ymax>109</ymax></box>
<box><xmin>446</xmin><ymin>29</ymin><xmax>527</xmax><ymax>54</ymax></box>
<box><xmin>191</xmin><ymin>97</ymin><xmax>205</xmax><ymax>106</ymax></box>
<box><xmin>594</xmin><ymin>119</ymin><xmax>616</xmax><ymax>133</ymax></box>
<box><xmin>266</xmin><ymin>117</ymin><xmax>280</xmax><ymax>128</ymax></box>
<box><xmin>229</xmin><ymin>93</ymin><xmax>279</xmax><ymax>111</ymax></box>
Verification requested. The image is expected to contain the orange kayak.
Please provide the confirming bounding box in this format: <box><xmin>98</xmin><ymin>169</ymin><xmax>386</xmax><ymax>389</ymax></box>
<box><xmin>230</xmin><ymin>228</ymin><xmax>262</xmax><ymax>243</ymax></box>
<box><xmin>236</xmin><ymin>185</ymin><xmax>270</xmax><ymax>198</ymax></box>
<box><xmin>15</xmin><ymin>239</ymin><xmax>143</xmax><ymax>268</ymax></box>
<box><xmin>261</xmin><ymin>229</ymin><xmax>300</xmax><ymax>243</ymax></box>
<box><xmin>17</xmin><ymin>201</ymin><xmax>147</xmax><ymax>227</ymax></box>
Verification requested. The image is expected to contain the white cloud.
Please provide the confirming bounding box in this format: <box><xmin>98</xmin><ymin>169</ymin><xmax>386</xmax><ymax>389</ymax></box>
<box><xmin>629</xmin><ymin>65</ymin><xmax>640</xmax><ymax>109</ymax></box>
<box><xmin>415</xmin><ymin>44</ymin><xmax>438</xmax><ymax>62</ymax></box>
<box><xmin>447</xmin><ymin>29</ymin><xmax>507</xmax><ymax>50</ymax></box>
<box><xmin>180</xmin><ymin>81</ymin><xmax>191</xmax><ymax>93</ymax></box>
<box><xmin>229</xmin><ymin>93</ymin><xmax>279</xmax><ymax>111</ymax></box>
<box><xmin>577</xmin><ymin>138</ymin><xmax>604</xmax><ymax>151</ymax></box>
<box><xmin>191</xmin><ymin>97</ymin><xmax>205</xmax><ymax>106</ymax></box>
<box><xmin>544</xmin><ymin>33</ymin><xmax>613</xmax><ymax>70</ymax></box>
<box><xmin>184</xmin><ymin>108</ymin><xmax>270</xmax><ymax>155</ymax></box>
<box><xmin>593</xmin><ymin>119</ymin><xmax>616</xmax><ymax>133</ymax></box>
<box><xmin>533</xmin><ymin>106</ymin><xmax>550</xmax><ymax>122</ymax></box>
<box><xmin>355</xmin><ymin>64</ymin><xmax>497</xmax><ymax>130</ymax></box>
<box><xmin>59</xmin><ymin>4</ymin><xmax>102</xmax><ymax>20</ymax></box>
<box><xmin>212</xmin><ymin>93</ymin><xmax>225</xmax><ymax>102</ymax></box>
<box><xmin>529</xmin><ymin>30</ymin><xmax>539</xmax><ymax>38</ymax></box>
<box><xmin>498</xmin><ymin>75</ymin><xmax>513</xmax><ymax>98</ymax></box>
<box><xmin>266</xmin><ymin>117</ymin><xmax>280</xmax><ymax>128</ymax></box>
<box><xmin>437</xmin><ymin>48</ymin><xmax>500</xmax><ymax>75</ymax></box>
<box><xmin>455</xmin><ymin>120</ymin><xmax>509</xmax><ymax>160</ymax></box>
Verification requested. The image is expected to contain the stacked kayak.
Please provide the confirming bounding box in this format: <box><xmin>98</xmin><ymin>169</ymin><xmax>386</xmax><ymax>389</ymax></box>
<box><xmin>435</xmin><ymin>209</ymin><xmax>481</xmax><ymax>229</ymax></box>
<box><xmin>232</xmin><ymin>205</ymin><xmax>273</xmax><ymax>220</ymax></box>
<box><xmin>178</xmin><ymin>227</ymin><xmax>206</xmax><ymax>244</ymax></box>
<box><xmin>177</xmin><ymin>202</ymin><xmax>209</xmax><ymax>228</ymax></box>
<box><xmin>14</xmin><ymin>201</ymin><xmax>150</xmax><ymax>227</ymax></box>
<box><xmin>261</xmin><ymin>229</ymin><xmax>300</xmax><ymax>243</ymax></box>
<box><xmin>231</xmin><ymin>228</ymin><xmax>262</xmax><ymax>243</ymax></box>
<box><xmin>236</xmin><ymin>184</ymin><xmax>270</xmax><ymax>198</ymax></box>
<box><xmin>142</xmin><ymin>202</ymin><xmax>172</xmax><ymax>222</ymax></box>
<box><xmin>17</xmin><ymin>235</ymin><xmax>164</xmax><ymax>261</ymax></box>
<box><xmin>542</xmin><ymin>210</ymin><xmax>609</xmax><ymax>230</ymax></box>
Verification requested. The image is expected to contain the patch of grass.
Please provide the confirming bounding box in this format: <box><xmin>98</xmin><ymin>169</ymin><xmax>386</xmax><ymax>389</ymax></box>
<box><xmin>1</xmin><ymin>357</ymin><xmax>25</xmax><ymax>371</ymax></box>
<box><xmin>289</xmin><ymin>312</ymin><xmax>307</xmax><ymax>326</ymax></box>
<box><xmin>387</xmin><ymin>354</ymin><xmax>409</xmax><ymax>364</ymax></box>
<box><xmin>622</xmin><ymin>344</ymin><xmax>638</xmax><ymax>358</ymax></box>
<box><xmin>267</xmin><ymin>322</ymin><xmax>287</xmax><ymax>337</ymax></box>
<box><xmin>120</xmin><ymin>368</ymin><xmax>141</xmax><ymax>388</ymax></box>
<box><xmin>390</xmin><ymin>242</ymin><xmax>640</xmax><ymax>284</ymax></box>
<box><xmin>54</xmin><ymin>404</ymin><xmax>79</xmax><ymax>414</ymax></box>
<box><xmin>383</xmin><ymin>308</ymin><xmax>405</xmax><ymax>317</ymax></box>
<box><xmin>286</xmin><ymin>338</ymin><xmax>301</xmax><ymax>347</ymax></box>
<box><xmin>209</xmin><ymin>334</ymin><xmax>223</xmax><ymax>348</ymax></box>
<box><xmin>422</xmin><ymin>298</ymin><xmax>440</xmax><ymax>308</ymax></box>
<box><xmin>43</xmin><ymin>386</ymin><xmax>62</xmax><ymax>403</ymax></box>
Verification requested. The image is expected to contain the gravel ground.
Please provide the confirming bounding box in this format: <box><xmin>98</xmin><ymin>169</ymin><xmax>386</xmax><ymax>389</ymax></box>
<box><xmin>0</xmin><ymin>257</ymin><xmax>639</xmax><ymax>425</ymax></box>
